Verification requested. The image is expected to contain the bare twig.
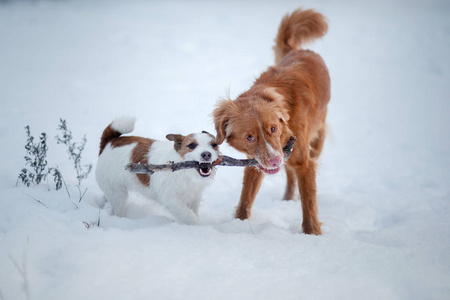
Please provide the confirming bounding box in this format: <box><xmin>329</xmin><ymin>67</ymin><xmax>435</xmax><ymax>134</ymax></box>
<box><xmin>55</xmin><ymin>119</ymin><xmax>92</xmax><ymax>202</ymax></box>
<box><xmin>78</xmin><ymin>186</ymin><xmax>88</xmax><ymax>203</ymax></box>
<box><xmin>48</xmin><ymin>166</ymin><xmax>70</xmax><ymax>197</ymax></box>
<box><xmin>126</xmin><ymin>136</ymin><xmax>296</xmax><ymax>175</ymax></box>
<box><xmin>83</xmin><ymin>221</ymin><xmax>92</xmax><ymax>229</ymax></box>
<box><xmin>60</xmin><ymin>172</ymin><xmax>70</xmax><ymax>198</ymax></box>
<box><xmin>23</xmin><ymin>192</ymin><xmax>47</xmax><ymax>208</ymax></box>
<box><xmin>9</xmin><ymin>251</ymin><xmax>30</xmax><ymax>300</ymax></box>
<box><xmin>247</xmin><ymin>220</ymin><xmax>254</xmax><ymax>234</ymax></box>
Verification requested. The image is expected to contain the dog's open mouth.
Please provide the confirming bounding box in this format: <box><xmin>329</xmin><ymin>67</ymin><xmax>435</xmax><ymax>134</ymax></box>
<box><xmin>258</xmin><ymin>166</ymin><xmax>281</xmax><ymax>175</ymax></box>
<box><xmin>196</xmin><ymin>163</ymin><xmax>213</xmax><ymax>177</ymax></box>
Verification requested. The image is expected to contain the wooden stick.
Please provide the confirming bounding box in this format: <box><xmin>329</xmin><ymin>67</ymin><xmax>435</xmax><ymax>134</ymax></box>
<box><xmin>126</xmin><ymin>136</ymin><xmax>296</xmax><ymax>174</ymax></box>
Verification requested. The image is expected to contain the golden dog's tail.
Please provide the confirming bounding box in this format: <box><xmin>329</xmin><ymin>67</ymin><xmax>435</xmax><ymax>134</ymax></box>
<box><xmin>273</xmin><ymin>8</ymin><xmax>328</xmax><ymax>64</ymax></box>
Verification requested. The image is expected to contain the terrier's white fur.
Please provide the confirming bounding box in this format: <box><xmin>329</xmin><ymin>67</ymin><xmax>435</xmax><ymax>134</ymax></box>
<box><xmin>111</xmin><ymin>116</ymin><xmax>136</xmax><ymax>134</ymax></box>
<box><xmin>96</xmin><ymin>118</ymin><xmax>219</xmax><ymax>225</ymax></box>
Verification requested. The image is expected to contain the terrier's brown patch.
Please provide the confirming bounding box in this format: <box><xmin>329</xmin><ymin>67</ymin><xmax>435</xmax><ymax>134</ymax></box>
<box><xmin>107</xmin><ymin>136</ymin><xmax>154</xmax><ymax>187</ymax></box>
<box><xmin>130</xmin><ymin>138</ymin><xmax>154</xmax><ymax>186</ymax></box>
<box><xmin>166</xmin><ymin>134</ymin><xmax>198</xmax><ymax>158</ymax></box>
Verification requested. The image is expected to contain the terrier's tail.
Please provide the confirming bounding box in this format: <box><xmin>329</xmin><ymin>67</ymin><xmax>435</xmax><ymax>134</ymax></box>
<box><xmin>273</xmin><ymin>8</ymin><xmax>328</xmax><ymax>64</ymax></box>
<box><xmin>99</xmin><ymin>116</ymin><xmax>136</xmax><ymax>155</ymax></box>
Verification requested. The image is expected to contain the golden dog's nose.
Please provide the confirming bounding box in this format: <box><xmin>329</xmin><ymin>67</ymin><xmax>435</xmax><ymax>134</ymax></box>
<box><xmin>269</xmin><ymin>155</ymin><xmax>282</xmax><ymax>167</ymax></box>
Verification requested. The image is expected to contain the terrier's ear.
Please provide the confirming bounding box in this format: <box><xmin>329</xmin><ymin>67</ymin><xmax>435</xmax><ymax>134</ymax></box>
<box><xmin>166</xmin><ymin>134</ymin><xmax>185</xmax><ymax>151</ymax></box>
<box><xmin>201</xmin><ymin>130</ymin><xmax>215</xmax><ymax>138</ymax></box>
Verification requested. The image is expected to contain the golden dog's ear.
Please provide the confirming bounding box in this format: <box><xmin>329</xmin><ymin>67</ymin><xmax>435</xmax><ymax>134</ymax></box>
<box><xmin>212</xmin><ymin>99</ymin><xmax>234</xmax><ymax>145</ymax></box>
<box><xmin>262</xmin><ymin>87</ymin><xmax>290</xmax><ymax>123</ymax></box>
<box><xmin>166</xmin><ymin>134</ymin><xmax>185</xmax><ymax>151</ymax></box>
<box><xmin>277</xmin><ymin>107</ymin><xmax>290</xmax><ymax>123</ymax></box>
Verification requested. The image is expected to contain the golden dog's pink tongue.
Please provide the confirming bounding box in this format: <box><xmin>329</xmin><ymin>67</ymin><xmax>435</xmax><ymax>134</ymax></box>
<box><xmin>259</xmin><ymin>166</ymin><xmax>281</xmax><ymax>174</ymax></box>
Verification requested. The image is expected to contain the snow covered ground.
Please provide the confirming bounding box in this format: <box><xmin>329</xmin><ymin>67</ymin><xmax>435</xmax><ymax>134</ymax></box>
<box><xmin>1</xmin><ymin>0</ymin><xmax>450</xmax><ymax>299</ymax></box>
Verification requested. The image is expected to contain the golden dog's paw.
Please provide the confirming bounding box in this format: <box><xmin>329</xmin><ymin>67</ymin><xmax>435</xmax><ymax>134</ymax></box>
<box><xmin>302</xmin><ymin>221</ymin><xmax>322</xmax><ymax>235</ymax></box>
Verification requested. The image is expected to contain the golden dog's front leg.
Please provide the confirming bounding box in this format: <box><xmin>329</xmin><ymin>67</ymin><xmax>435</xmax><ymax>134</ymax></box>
<box><xmin>235</xmin><ymin>166</ymin><xmax>265</xmax><ymax>220</ymax></box>
<box><xmin>295</xmin><ymin>159</ymin><xmax>322</xmax><ymax>235</ymax></box>
<box><xmin>283</xmin><ymin>165</ymin><xmax>297</xmax><ymax>200</ymax></box>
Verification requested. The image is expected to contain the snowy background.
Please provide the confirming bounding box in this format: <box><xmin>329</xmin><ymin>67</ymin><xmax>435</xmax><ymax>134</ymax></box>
<box><xmin>1</xmin><ymin>0</ymin><xmax>450</xmax><ymax>299</ymax></box>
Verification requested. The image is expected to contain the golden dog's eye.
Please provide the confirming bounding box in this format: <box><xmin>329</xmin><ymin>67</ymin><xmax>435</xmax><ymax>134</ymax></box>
<box><xmin>246</xmin><ymin>135</ymin><xmax>255</xmax><ymax>142</ymax></box>
<box><xmin>270</xmin><ymin>126</ymin><xmax>277</xmax><ymax>133</ymax></box>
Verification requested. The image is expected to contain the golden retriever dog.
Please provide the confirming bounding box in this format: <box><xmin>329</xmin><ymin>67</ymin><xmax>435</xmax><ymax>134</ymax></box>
<box><xmin>213</xmin><ymin>8</ymin><xmax>330</xmax><ymax>235</ymax></box>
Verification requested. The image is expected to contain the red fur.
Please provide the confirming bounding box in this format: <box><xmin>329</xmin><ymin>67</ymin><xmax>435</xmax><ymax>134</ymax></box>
<box><xmin>213</xmin><ymin>8</ymin><xmax>330</xmax><ymax>235</ymax></box>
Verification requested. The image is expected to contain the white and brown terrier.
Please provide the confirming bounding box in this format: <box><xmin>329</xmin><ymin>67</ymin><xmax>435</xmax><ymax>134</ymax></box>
<box><xmin>95</xmin><ymin>117</ymin><xmax>219</xmax><ymax>225</ymax></box>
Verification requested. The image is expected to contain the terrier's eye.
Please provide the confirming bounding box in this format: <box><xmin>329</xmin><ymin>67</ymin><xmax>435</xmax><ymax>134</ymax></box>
<box><xmin>247</xmin><ymin>135</ymin><xmax>255</xmax><ymax>142</ymax></box>
<box><xmin>270</xmin><ymin>126</ymin><xmax>277</xmax><ymax>133</ymax></box>
<box><xmin>211</xmin><ymin>143</ymin><xmax>218</xmax><ymax>149</ymax></box>
<box><xmin>188</xmin><ymin>143</ymin><xmax>197</xmax><ymax>149</ymax></box>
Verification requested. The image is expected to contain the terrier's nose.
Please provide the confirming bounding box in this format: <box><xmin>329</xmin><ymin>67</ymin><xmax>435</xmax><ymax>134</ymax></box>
<box><xmin>201</xmin><ymin>151</ymin><xmax>212</xmax><ymax>161</ymax></box>
<box><xmin>269</xmin><ymin>155</ymin><xmax>282</xmax><ymax>167</ymax></box>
